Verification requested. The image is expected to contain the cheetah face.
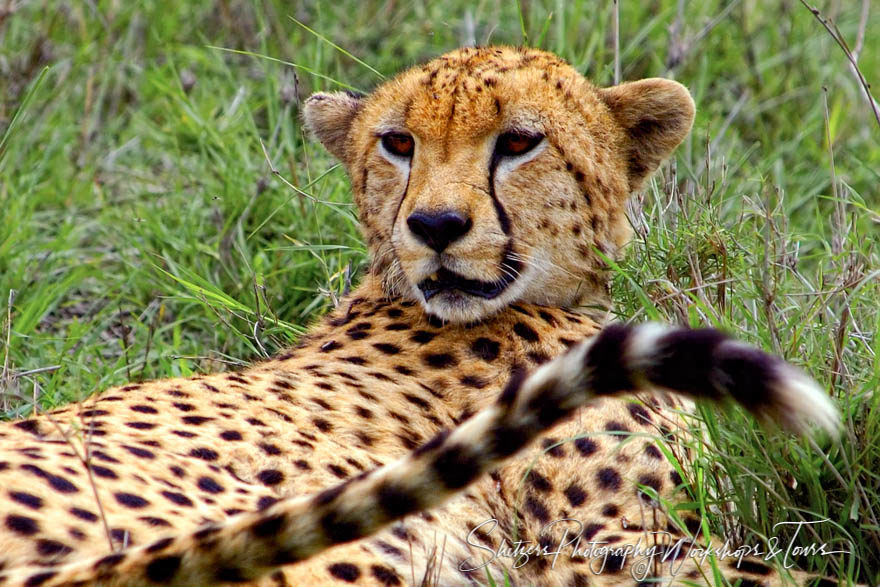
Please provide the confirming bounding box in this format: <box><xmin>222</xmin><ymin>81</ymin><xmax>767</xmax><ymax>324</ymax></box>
<box><xmin>304</xmin><ymin>47</ymin><xmax>694</xmax><ymax>323</ymax></box>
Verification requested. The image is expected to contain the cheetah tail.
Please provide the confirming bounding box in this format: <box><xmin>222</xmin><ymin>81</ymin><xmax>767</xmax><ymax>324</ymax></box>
<box><xmin>1</xmin><ymin>324</ymin><xmax>839</xmax><ymax>587</ymax></box>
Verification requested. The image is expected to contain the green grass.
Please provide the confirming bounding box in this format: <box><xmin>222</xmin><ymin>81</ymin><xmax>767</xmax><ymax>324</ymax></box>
<box><xmin>1</xmin><ymin>1</ymin><xmax>877</xmax><ymax>584</ymax></box>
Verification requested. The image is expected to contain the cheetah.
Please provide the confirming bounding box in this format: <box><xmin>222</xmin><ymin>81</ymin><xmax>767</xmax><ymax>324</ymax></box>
<box><xmin>0</xmin><ymin>47</ymin><xmax>839</xmax><ymax>586</ymax></box>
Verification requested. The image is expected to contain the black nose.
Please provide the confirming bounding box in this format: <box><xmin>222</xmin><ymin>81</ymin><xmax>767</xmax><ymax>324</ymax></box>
<box><xmin>406</xmin><ymin>211</ymin><xmax>472</xmax><ymax>252</ymax></box>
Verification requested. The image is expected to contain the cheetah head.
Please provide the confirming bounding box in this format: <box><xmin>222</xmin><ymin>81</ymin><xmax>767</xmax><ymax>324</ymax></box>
<box><xmin>304</xmin><ymin>46</ymin><xmax>694</xmax><ymax>324</ymax></box>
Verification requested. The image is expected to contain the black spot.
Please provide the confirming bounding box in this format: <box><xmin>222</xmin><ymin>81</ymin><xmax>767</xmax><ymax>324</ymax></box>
<box><xmin>644</xmin><ymin>444</ymin><xmax>663</xmax><ymax>459</ymax></box>
<box><xmin>146</xmin><ymin>537</ymin><xmax>175</xmax><ymax>553</ymax></box>
<box><xmin>125</xmin><ymin>421</ymin><xmax>156</xmax><ymax>430</ymax></box>
<box><xmin>257</xmin><ymin>469</ymin><xmax>284</xmax><ymax>486</ymax></box>
<box><xmin>513</xmin><ymin>322</ymin><xmax>540</xmax><ymax>343</ymax></box>
<box><xmin>314</xmin><ymin>481</ymin><xmax>348</xmax><ymax>507</ymax></box>
<box><xmin>24</xmin><ymin>572</ymin><xmax>56</xmax><ymax>586</ymax></box>
<box><xmin>527</xmin><ymin>470</ymin><xmax>552</xmax><ymax>492</ymax></box>
<box><xmin>328</xmin><ymin>562</ymin><xmax>361</xmax><ymax>582</ymax></box>
<box><xmin>646</xmin><ymin>329</ymin><xmax>729</xmax><ymax>400</ymax></box>
<box><xmin>373</xmin><ymin>343</ymin><xmax>401</xmax><ymax>355</ymax></box>
<box><xmin>122</xmin><ymin>445</ymin><xmax>156</xmax><ymax>459</ymax></box>
<box><xmin>36</xmin><ymin>538</ymin><xmax>72</xmax><ymax>557</ymax></box>
<box><xmin>414</xmin><ymin>429</ymin><xmax>450</xmax><ymax>456</ymax></box>
<box><xmin>130</xmin><ymin>405</ymin><xmax>158</xmax><ymax>414</ymax></box>
<box><xmin>459</xmin><ymin>375</ymin><xmax>487</xmax><ymax>388</ymax></box>
<box><xmin>433</xmin><ymin>444</ymin><xmax>480</xmax><ymax>489</ymax></box>
<box><xmin>215</xmin><ymin>567</ymin><xmax>250</xmax><ymax>582</ymax></box>
<box><xmin>637</xmin><ymin>474</ymin><xmax>663</xmax><ymax>500</ymax></box>
<box><xmin>564</xmin><ymin>484</ymin><xmax>588</xmax><ymax>507</ymax></box>
<box><xmin>6</xmin><ymin>514</ymin><xmax>39</xmax><ymax>535</ymax></box>
<box><xmin>193</xmin><ymin>525</ymin><xmax>221</xmax><ymax>542</ymax></box>
<box><xmin>397</xmin><ymin>431</ymin><xmax>421</xmax><ymax>450</ymax></box>
<box><xmin>145</xmin><ymin>556</ymin><xmax>182</xmax><ymax>582</ymax></box>
<box><xmin>252</xmin><ymin>514</ymin><xmax>285</xmax><ymax>538</ymax></box>
<box><xmin>603</xmin><ymin>553</ymin><xmax>625</xmax><ymax>573</ymax></box>
<box><xmin>321</xmin><ymin>512</ymin><xmax>361</xmax><ymax>543</ymax></box>
<box><xmin>627</xmin><ymin>403</ymin><xmax>652</xmax><ymax>425</ymax></box>
<box><xmin>423</xmin><ymin>352</ymin><xmax>457</xmax><ymax>368</ymax></box>
<box><xmin>320</xmin><ymin>340</ymin><xmax>341</xmax><ymax>352</ymax></box>
<box><xmin>219</xmin><ymin>430</ymin><xmax>243</xmax><ymax>441</ymax></box>
<box><xmin>189</xmin><ymin>447</ymin><xmax>219</xmax><ymax>461</ymax></box>
<box><xmin>161</xmin><ymin>491</ymin><xmax>194</xmax><ymax>507</ymax></box>
<box><xmin>197</xmin><ymin>476</ymin><xmax>225</xmax><ymax>494</ymax></box>
<box><xmin>70</xmin><ymin>507</ymin><xmax>99</xmax><ymax>522</ymax></box>
<box><xmin>574</xmin><ymin>437</ymin><xmax>598</xmax><ymax>457</ymax></box>
<box><xmin>9</xmin><ymin>491</ymin><xmax>42</xmax><ymax>510</ymax></box>
<box><xmin>684</xmin><ymin>516</ymin><xmax>701</xmax><ymax>535</ymax></box>
<box><xmin>89</xmin><ymin>464</ymin><xmax>118</xmax><ymax>479</ymax></box>
<box><xmin>139</xmin><ymin>516</ymin><xmax>171</xmax><ymax>527</ymax></box>
<box><xmin>527</xmin><ymin>351</ymin><xmax>550</xmax><ymax>364</ymax></box>
<box><xmin>485</xmin><ymin>422</ymin><xmax>531</xmax><ymax>459</ymax></box>
<box><xmin>115</xmin><ymin>492</ymin><xmax>149</xmax><ymax>508</ymax></box>
<box><xmin>542</xmin><ymin>438</ymin><xmax>565</xmax><ymax>457</ymax></box>
<box><xmin>259</xmin><ymin>442</ymin><xmax>282</xmax><ymax>455</ymax></box>
<box><xmin>596</xmin><ymin>467</ymin><xmax>621</xmax><ymax>491</ymax></box>
<box><xmin>601</xmin><ymin>503</ymin><xmax>619</xmax><ymax>517</ymax></box>
<box><xmin>47</xmin><ymin>474</ymin><xmax>77</xmax><ymax>493</ymax></box>
<box><xmin>182</xmin><ymin>415</ymin><xmax>213</xmax><ymax>425</ymax></box>
<box><xmin>524</xmin><ymin>496</ymin><xmax>550</xmax><ymax>524</ymax></box>
<box><xmin>471</xmin><ymin>337</ymin><xmax>500</xmax><ymax>361</ymax></box>
<box><xmin>732</xmin><ymin>559</ymin><xmax>772</xmax><ymax>575</ymax></box>
<box><xmin>312</xmin><ymin>418</ymin><xmax>333</xmax><ymax>432</ymax></box>
<box><xmin>402</xmin><ymin>393</ymin><xmax>431</xmax><ymax>410</ymax></box>
<box><xmin>15</xmin><ymin>420</ymin><xmax>41</xmax><ymax>435</ymax></box>
<box><xmin>425</xmin><ymin>314</ymin><xmax>445</xmax><ymax>328</ymax></box>
<box><xmin>20</xmin><ymin>464</ymin><xmax>78</xmax><ymax>493</ymax></box>
<box><xmin>497</xmin><ymin>368</ymin><xmax>526</xmax><ymax>407</ymax></box>
<box><xmin>394</xmin><ymin>365</ymin><xmax>414</xmax><ymax>375</ymax></box>
<box><xmin>670</xmin><ymin>469</ymin><xmax>683</xmax><ymax>487</ymax></box>
<box><xmin>257</xmin><ymin>496</ymin><xmax>279</xmax><ymax>510</ymax></box>
<box><xmin>377</xmin><ymin>483</ymin><xmax>420</xmax><ymax>518</ymax></box>
<box><xmin>525</xmin><ymin>385</ymin><xmax>568</xmax><ymax>427</ymax></box>
<box><xmin>371</xmin><ymin>564</ymin><xmax>402</xmax><ymax>585</ymax></box>
<box><xmin>94</xmin><ymin>553</ymin><xmax>126</xmax><ymax>570</ymax></box>
<box><xmin>604</xmin><ymin>420</ymin><xmax>631</xmax><ymax>440</ymax></box>
<box><xmin>341</xmin><ymin>356</ymin><xmax>367</xmax><ymax>365</ymax></box>
<box><xmin>327</xmin><ymin>464</ymin><xmax>349</xmax><ymax>479</ymax></box>
<box><xmin>582</xmin><ymin>523</ymin><xmax>604</xmax><ymax>540</ymax></box>
<box><xmin>584</xmin><ymin>325</ymin><xmax>636</xmax><ymax>394</ymax></box>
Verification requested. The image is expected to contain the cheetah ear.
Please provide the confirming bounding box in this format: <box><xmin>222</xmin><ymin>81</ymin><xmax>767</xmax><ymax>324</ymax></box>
<box><xmin>302</xmin><ymin>91</ymin><xmax>364</xmax><ymax>164</ymax></box>
<box><xmin>598</xmin><ymin>79</ymin><xmax>695</xmax><ymax>190</ymax></box>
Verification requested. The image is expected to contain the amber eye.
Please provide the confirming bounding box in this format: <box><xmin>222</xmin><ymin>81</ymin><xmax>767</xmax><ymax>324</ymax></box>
<box><xmin>381</xmin><ymin>133</ymin><xmax>415</xmax><ymax>158</ymax></box>
<box><xmin>495</xmin><ymin>131</ymin><xmax>544</xmax><ymax>157</ymax></box>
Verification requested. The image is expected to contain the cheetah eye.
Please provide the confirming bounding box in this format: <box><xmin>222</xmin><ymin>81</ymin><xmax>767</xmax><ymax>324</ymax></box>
<box><xmin>380</xmin><ymin>133</ymin><xmax>415</xmax><ymax>158</ymax></box>
<box><xmin>495</xmin><ymin>131</ymin><xmax>544</xmax><ymax>158</ymax></box>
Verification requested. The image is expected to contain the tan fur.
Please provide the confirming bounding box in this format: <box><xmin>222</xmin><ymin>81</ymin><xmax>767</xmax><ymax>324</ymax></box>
<box><xmin>0</xmin><ymin>47</ymin><xmax>838</xmax><ymax>587</ymax></box>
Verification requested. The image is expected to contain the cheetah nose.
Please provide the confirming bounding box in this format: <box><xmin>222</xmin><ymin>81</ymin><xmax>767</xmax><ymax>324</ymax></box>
<box><xmin>406</xmin><ymin>210</ymin><xmax>472</xmax><ymax>252</ymax></box>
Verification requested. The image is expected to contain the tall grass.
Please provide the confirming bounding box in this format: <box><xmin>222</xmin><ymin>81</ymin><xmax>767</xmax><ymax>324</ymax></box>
<box><xmin>1</xmin><ymin>1</ymin><xmax>877</xmax><ymax>583</ymax></box>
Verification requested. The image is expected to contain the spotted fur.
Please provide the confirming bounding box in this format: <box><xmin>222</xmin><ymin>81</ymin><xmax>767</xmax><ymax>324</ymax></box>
<box><xmin>0</xmin><ymin>324</ymin><xmax>836</xmax><ymax>586</ymax></box>
<box><xmin>0</xmin><ymin>46</ymin><xmax>842</xmax><ymax>586</ymax></box>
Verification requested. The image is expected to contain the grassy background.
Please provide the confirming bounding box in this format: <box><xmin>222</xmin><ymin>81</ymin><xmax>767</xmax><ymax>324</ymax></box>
<box><xmin>1</xmin><ymin>1</ymin><xmax>877</xmax><ymax>583</ymax></box>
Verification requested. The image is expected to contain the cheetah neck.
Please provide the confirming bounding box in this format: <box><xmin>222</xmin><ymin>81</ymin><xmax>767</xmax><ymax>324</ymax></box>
<box><xmin>263</xmin><ymin>278</ymin><xmax>602</xmax><ymax>416</ymax></box>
